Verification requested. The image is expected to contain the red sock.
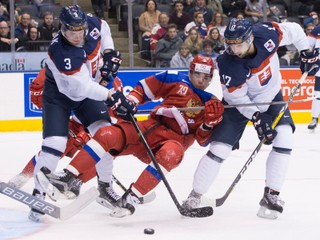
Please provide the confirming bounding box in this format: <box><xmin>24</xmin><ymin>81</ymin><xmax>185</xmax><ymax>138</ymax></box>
<box><xmin>21</xmin><ymin>155</ymin><xmax>37</xmax><ymax>177</ymax></box>
<box><xmin>68</xmin><ymin>149</ymin><xmax>97</xmax><ymax>176</ymax></box>
<box><xmin>78</xmin><ymin>167</ymin><xmax>96</xmax><ymax>183</ymax></box>
<box><xmin>132</xmin><ymin>167</ymin><xmax>161</xmax><ymax>196</ymax></box>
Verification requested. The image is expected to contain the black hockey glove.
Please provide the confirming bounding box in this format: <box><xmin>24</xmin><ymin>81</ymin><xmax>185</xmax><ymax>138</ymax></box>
<box><xmin>106</xmin><ymin>91</ymin><xmax>136</xmax><ymax>121</ymax></box>
<box><xmin>300</xmin><ymin>48</ymin><xmax>320</xmax><ymax>76</ymax></box>
<box><xmin>100</xmin><ymin>50</ymin><xmax>122</xmax><ymax>81</ymax></box>
<box><xmin>251</xmin><ymin>111</ymin><xmax>277</xmax><ymax>145</ymax></box>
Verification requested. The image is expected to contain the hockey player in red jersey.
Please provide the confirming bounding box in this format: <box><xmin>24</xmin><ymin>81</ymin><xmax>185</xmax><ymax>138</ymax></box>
<box><xmin>37</xmin><ymin>55</ymin><xmax>224</xmax><ymax>217</ymax></box>
<box><xmin>182</xmin><ymin>18</ymin><xmax>319</xmax><ymax>219</ymax></box>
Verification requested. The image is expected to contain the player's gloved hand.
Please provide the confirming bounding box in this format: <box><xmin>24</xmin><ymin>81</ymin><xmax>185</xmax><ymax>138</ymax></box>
<box><xmin>106</xmin><ymin>91</ymin><xmax>136</xmax><ymax>121</ymax></box>
<box><xmin>203</xmin><ymin>97</ymin><xmax>224</xmax><ymax>129</ymax></box>
<box><xmin>63</xmin><ymin>118</ymin><xmax>91</xmax><ymax>158</ymax></box>
<box><xmin>100</xmin><ymin>76</ymin><xmax>123</xmax><ymax>92</ymax></box>
<box><xmin>300</xmin><ymin>48</ymin><xmax>320</xmax><ymax>76</ymax></box>
<box><xmin>100</xmin><ymin>50</ymin><xmax>122</xmax><ymax>80</ymax></box>
<box><xmin>251</xmin><ymin>111</ymin><xmax>277</xmax><ymax>145</ymax></box>
<box><xmin>29</xmin><ymin>77</ymin><xmax>44</xmax><ymax>108</ymax></box>
<box><xmin>156</xmin><ymin>106</ymin><xmax>189</xmax><ymax>134</ymax></box>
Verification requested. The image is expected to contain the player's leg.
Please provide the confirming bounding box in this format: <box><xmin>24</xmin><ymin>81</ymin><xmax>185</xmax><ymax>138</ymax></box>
<box><xmin>183</xmin><ymin>108</ymin><xmax>248</xmax><ymax>209</ymax></box>
<box><xmin>29</xmin><ymin>100</ymin><xmax>70</xmax><ymax>222</ymax></box>
<box><xmin>257</xmin><ymin>124</ymin><xmax>294</xmax><ymax>219</ymax></box>
<box><xmin>308</xmin><ymin>76</ymin><xmax>320</xmax><ymax>130</ymax></box>
<box><xmin>38</xmin><ymin>124</ymin><xmax>125</xmax><ymax>201</ymax></box>
<box><xmin>114</xmin><ymin>139</ymin><xmax>185</xmax><ymax>216</ymax></box>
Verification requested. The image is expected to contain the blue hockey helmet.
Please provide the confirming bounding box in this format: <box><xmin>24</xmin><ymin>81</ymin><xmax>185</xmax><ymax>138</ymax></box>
<box><xmin>224</xmin><ymin>18</ymin><xmax>253</xmax><ymax>45</ymax></box>
<box><xmin>60</xmin><ymin>5</ymin><xmax>88</xmax><ymax>33</ymax></box>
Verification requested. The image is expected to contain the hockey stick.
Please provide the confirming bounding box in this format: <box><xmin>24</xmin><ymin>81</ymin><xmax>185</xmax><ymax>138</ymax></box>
<box><xmin>128</xmin><ymin>114</ymin><xmax>213</xmax><ymax>217</ymax></box>
<box><xmin>111</xmin><ymin>175</ymin><xmax>156</xmax><ymax>204</ymax></box>
<box><xmin>0</xmin><ymin>181</ymin><xmax>99</xmax><ymax>220</ymax></box>
<box><xmin>137</xmin><ymin>97</ymin><xmax>314</xmax><ymax>114</ymax></box>
<box><xmin>202</xmin><ymin>70</ymin><xmax>311</xmax><ymax>208</ymax></box>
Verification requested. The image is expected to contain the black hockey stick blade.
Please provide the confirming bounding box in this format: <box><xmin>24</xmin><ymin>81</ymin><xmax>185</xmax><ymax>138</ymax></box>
<box><xmin>179</xmin><ymin>205</ymin><xmax>213</xmax><ymax>218</ymax></box>
<box><xmin>0</xmin><ymin>181</ymin><xmax>99</xmax><ymax>220</ymax></box>
<box><xmin>128</xmin><ymin>114</ymin><xmax>213</xmax><ymax>218</ymax></box>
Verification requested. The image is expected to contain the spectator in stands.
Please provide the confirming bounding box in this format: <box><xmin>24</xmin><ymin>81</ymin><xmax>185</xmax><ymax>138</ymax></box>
<box><xmin>200</xmin><ymin>38</ymin><xmax>219</xmax><ymax>65</ymax></box>
<box><xmin>183</xmin><ymin>0</ymin><xmax>195</xmax><ymax>16</ymax></box>
<box><xmin>184</xmin><ymin>11</ymin><xmax>207</xmax><ymax>39</ymax></box>
<box><xmin>0</xmin><ymin>1</ymin><xmax>9</xmax><ymax>21</ymax></box>
<box><xmin>184</xmin><ymin>26</ymin><xmax>203</xmax><ymax>56</ymax></box>
<box><xmin>236</xmin><ymin>11</ymin><xmax>245</xmax><ymax>20</ymax></box>
<box><xmin>304</xmin><ymin>12</ymin><xmax>319</xmax><ymax>30</ymax></box>
<box><xmin>38</xmin><ymin>11</ymin><xmax>58</xmax><ymax>41</ymax></box>
<box><xmin>207</xmin><ymin>12</ymin><xmax>227</xmax><ymax>39</ymax></box>
<box><xmin>15</xmin><ymin>12</ymin><xmax>32</xmax><ymax>39</ymax></box>
<box><xmin>304</xmin><ymin>22</ymin><xmax>314</xmax><ymax>36</ymax></box>
<box><xmin>190</xmin><ymin>0</ymin><xmax>213</xmax><ymax>25</ymax></box>
<box><xmin>205</xmin><ymin>27</ymin><xmax>225</xmax><ymax>54</ymax></box>
<box><xmin>244</xmin><ymin>0</ymin><xmax>271</xmax><ymax>23</ymax></box>
<box><xmin>169</xmin><ymin>0</ymin><xmax>191</xmax><ymax>38</ymax></box>
<box><xmin>24</xmin><ymin>26</ymin><xmax>41</xmax><ymax>51</ymax></box>
<box><xmin>170</xmin><ymin>42</ymin><xmax>194</xmax><ymax>68</ymax></box>
<box><xmin>207</xmin><ymin>0</ymin><xmax>224</xmax><ymax>16</ymax></box>
<box><xmin>221</xmin><ymin>0</ymin><xmax>247</xmax><ymax>18</ymax></box>
<box><xmin>155</xmin><ymin>23</ymin><xmax>183</xmax><ymax>67</ymax></box>
<box><xmin>0</xmin><ymin>20</ymin><xmax>24</xmax><ymax>51</ymax></box>
<box><xmin>91</xmin><ymin>0</ymin><xmax>105</xmax><ymax>19</ymax></box>
<box><xmin>138</xmin><ymin>0</ymin><xmax>161</xmax><ymax>60</ymax></box>
<box><xmin>150</xmin><ymin>12</ymin><xmax>169</xmax><ymax>52</ymax></box>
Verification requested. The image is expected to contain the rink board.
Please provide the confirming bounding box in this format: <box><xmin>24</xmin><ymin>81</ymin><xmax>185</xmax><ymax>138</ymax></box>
<box><xmin>0</xmin><ymin>68</ymin><xmax>314</xmax><ymax>132</ymax></box>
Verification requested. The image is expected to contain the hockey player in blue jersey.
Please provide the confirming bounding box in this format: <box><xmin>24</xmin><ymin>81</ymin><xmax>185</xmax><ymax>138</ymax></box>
<box><xmin>183</xmin><ymin>18</ymin><xmax>319</xmax><ymax>219</ymax></box>
<box><xmin>28</xmin><ymin>5</ymin><xmax>135</xmax><ymax>222</ymax></box>
<box><xmin>307</xmin><ymin>25</ymin><xmax>320</xmax><ymax>130</ymax></box>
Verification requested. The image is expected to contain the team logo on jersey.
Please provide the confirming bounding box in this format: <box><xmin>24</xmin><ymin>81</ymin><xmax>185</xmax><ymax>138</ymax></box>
<box><xmin>89</xmin><ymin>27</ymin><xmax>100</xmax><ymax>40</ymax></box>
<box><xmin>258</xmin><ymin>66</ymin><xmax>272</xmax><ymax>86</ymax></box>
<box><xmin>185</xmin><ymin>98</ymin><xmax>201</xmax><ymax>118</ymax></box>
<box><xmin>264</xmin><ymin>39</ymin><xmax>275</xmax><ymax>52</ymax></box>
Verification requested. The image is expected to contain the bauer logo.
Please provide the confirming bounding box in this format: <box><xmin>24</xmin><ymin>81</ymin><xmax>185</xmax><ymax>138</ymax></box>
<box><xmin>24</xmin><ymin>73</ymin><xmax>42</xmax><ymax>117</ymax></box>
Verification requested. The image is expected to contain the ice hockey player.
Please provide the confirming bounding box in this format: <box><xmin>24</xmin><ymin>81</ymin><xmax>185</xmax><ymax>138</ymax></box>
<box><xmin>307</xmin><ymin>25</ymin><xmax>320</xmax><ymax>130</ymax></box>
<box><xmin>28</xmin><ymin>5</ymin><xmax>128</xmax><ymax>222</ymax></box>
<box><xmin>37</xmin><ymin>55</ymin><xmax>224</xmax><ymax>217</ymax></box>
<box><xmin>8</xmin><ymin>68</ymin><xmax>123</xmax><ymax>190</ymax></box>
<box><xmin>182</xmin><ymin>18</ymin><xmax>319</xmax><ymax>219</ymax></box>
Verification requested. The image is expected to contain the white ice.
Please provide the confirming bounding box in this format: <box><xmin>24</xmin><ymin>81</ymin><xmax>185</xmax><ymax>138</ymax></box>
<box><xmin>0</xmin><ymin>124</ymin><xmax>320</xmax><ymax>240</ymax></box>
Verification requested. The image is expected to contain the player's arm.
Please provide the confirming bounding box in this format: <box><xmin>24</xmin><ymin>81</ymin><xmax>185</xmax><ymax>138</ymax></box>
<box><xmin>196</xmin><ymin>96</ymin><xmax>224</xmax><ymax>146</ymax></box>
<box><xmin>99</xmin><ymin>20</ymin><xmax>122</xmax><ymax>80</ymax></box>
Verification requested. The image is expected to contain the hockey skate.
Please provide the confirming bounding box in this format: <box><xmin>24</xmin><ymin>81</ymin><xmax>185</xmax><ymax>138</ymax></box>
<box><xmin>28</xmin><ymin>188</ymin><xmax>46</xmax><ymax>222</ymax></box>
<box><xmin>110</xmin><ymin>185</ymin><xmax>141</xmax><ymax>218</ymax></box>
<box><xmin>36</xmin><ymin>167</ymin><xmax>83</xmax><ymax>201</ymax></box>
<box><xmin>308</xmin><ymin>117</ymin><xmax>318</xmax><ymax>131</ymax></box>
<box><xmin>96</xmin><ymin>180</ymin><xmax>121</xmax><ymax>210</ymax></box>
<box><xmin>182</xmin><ymin>190</ymin><xmax>202</xmax><ymax>209</ymax></box>
<box><xmin>257</xmin><ymin>187</ymin><xmax>284</xmax><ymax>219</ymax></box>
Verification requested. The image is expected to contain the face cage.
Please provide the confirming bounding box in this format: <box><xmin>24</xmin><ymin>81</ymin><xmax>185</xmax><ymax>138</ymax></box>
<box><xmin>224</xmin><ymin>35</ymin><xmax>253</xmax><ymax>56</ymax></box>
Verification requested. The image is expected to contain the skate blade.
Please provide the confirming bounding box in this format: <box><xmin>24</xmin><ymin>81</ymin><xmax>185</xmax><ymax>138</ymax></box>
<box><xmin>257</xmin><ymin>206</ymin><xmax>279</xmax><ymax>219</ymax></box>
<box><xmin>96</xmin><ymin>196</ymin><xmax>116</xmax><ymax>210</ymax></box>
<box><xmin>36</xmin><ymin>171</ymin><xmax>61</xmax><ymax>202</ymax></box>
<box><xmin>110</xmin><ymin>206</ymin><xmax>132</xmax><ymax>218</ymax></box>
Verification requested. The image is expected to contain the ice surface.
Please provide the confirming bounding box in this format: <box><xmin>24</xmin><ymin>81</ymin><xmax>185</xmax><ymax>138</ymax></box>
<box><xmin>0</xmin><ymin>124</ymin><xmax>319</xmax><ymax>240</ymax></box>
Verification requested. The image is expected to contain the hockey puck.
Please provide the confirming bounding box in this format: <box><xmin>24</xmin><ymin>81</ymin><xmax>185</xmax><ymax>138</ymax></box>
<box><xmin>144</xmin><ymin>228</ymin><xmax>155</xmax><ymax>235</ymax></box>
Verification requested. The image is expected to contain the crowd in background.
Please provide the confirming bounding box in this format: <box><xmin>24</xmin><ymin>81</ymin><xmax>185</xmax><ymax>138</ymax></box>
<box><xmin>0</xmin><ymin>0</ymin><xmax>320</xmax><ymax>68</ymax></box>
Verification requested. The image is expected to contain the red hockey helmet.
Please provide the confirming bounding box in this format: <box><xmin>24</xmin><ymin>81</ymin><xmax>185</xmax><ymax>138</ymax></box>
<box><xmin>189</xmin><ymin>55</ymin><xmax>215</xmax><ymax>77</ymax></box>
